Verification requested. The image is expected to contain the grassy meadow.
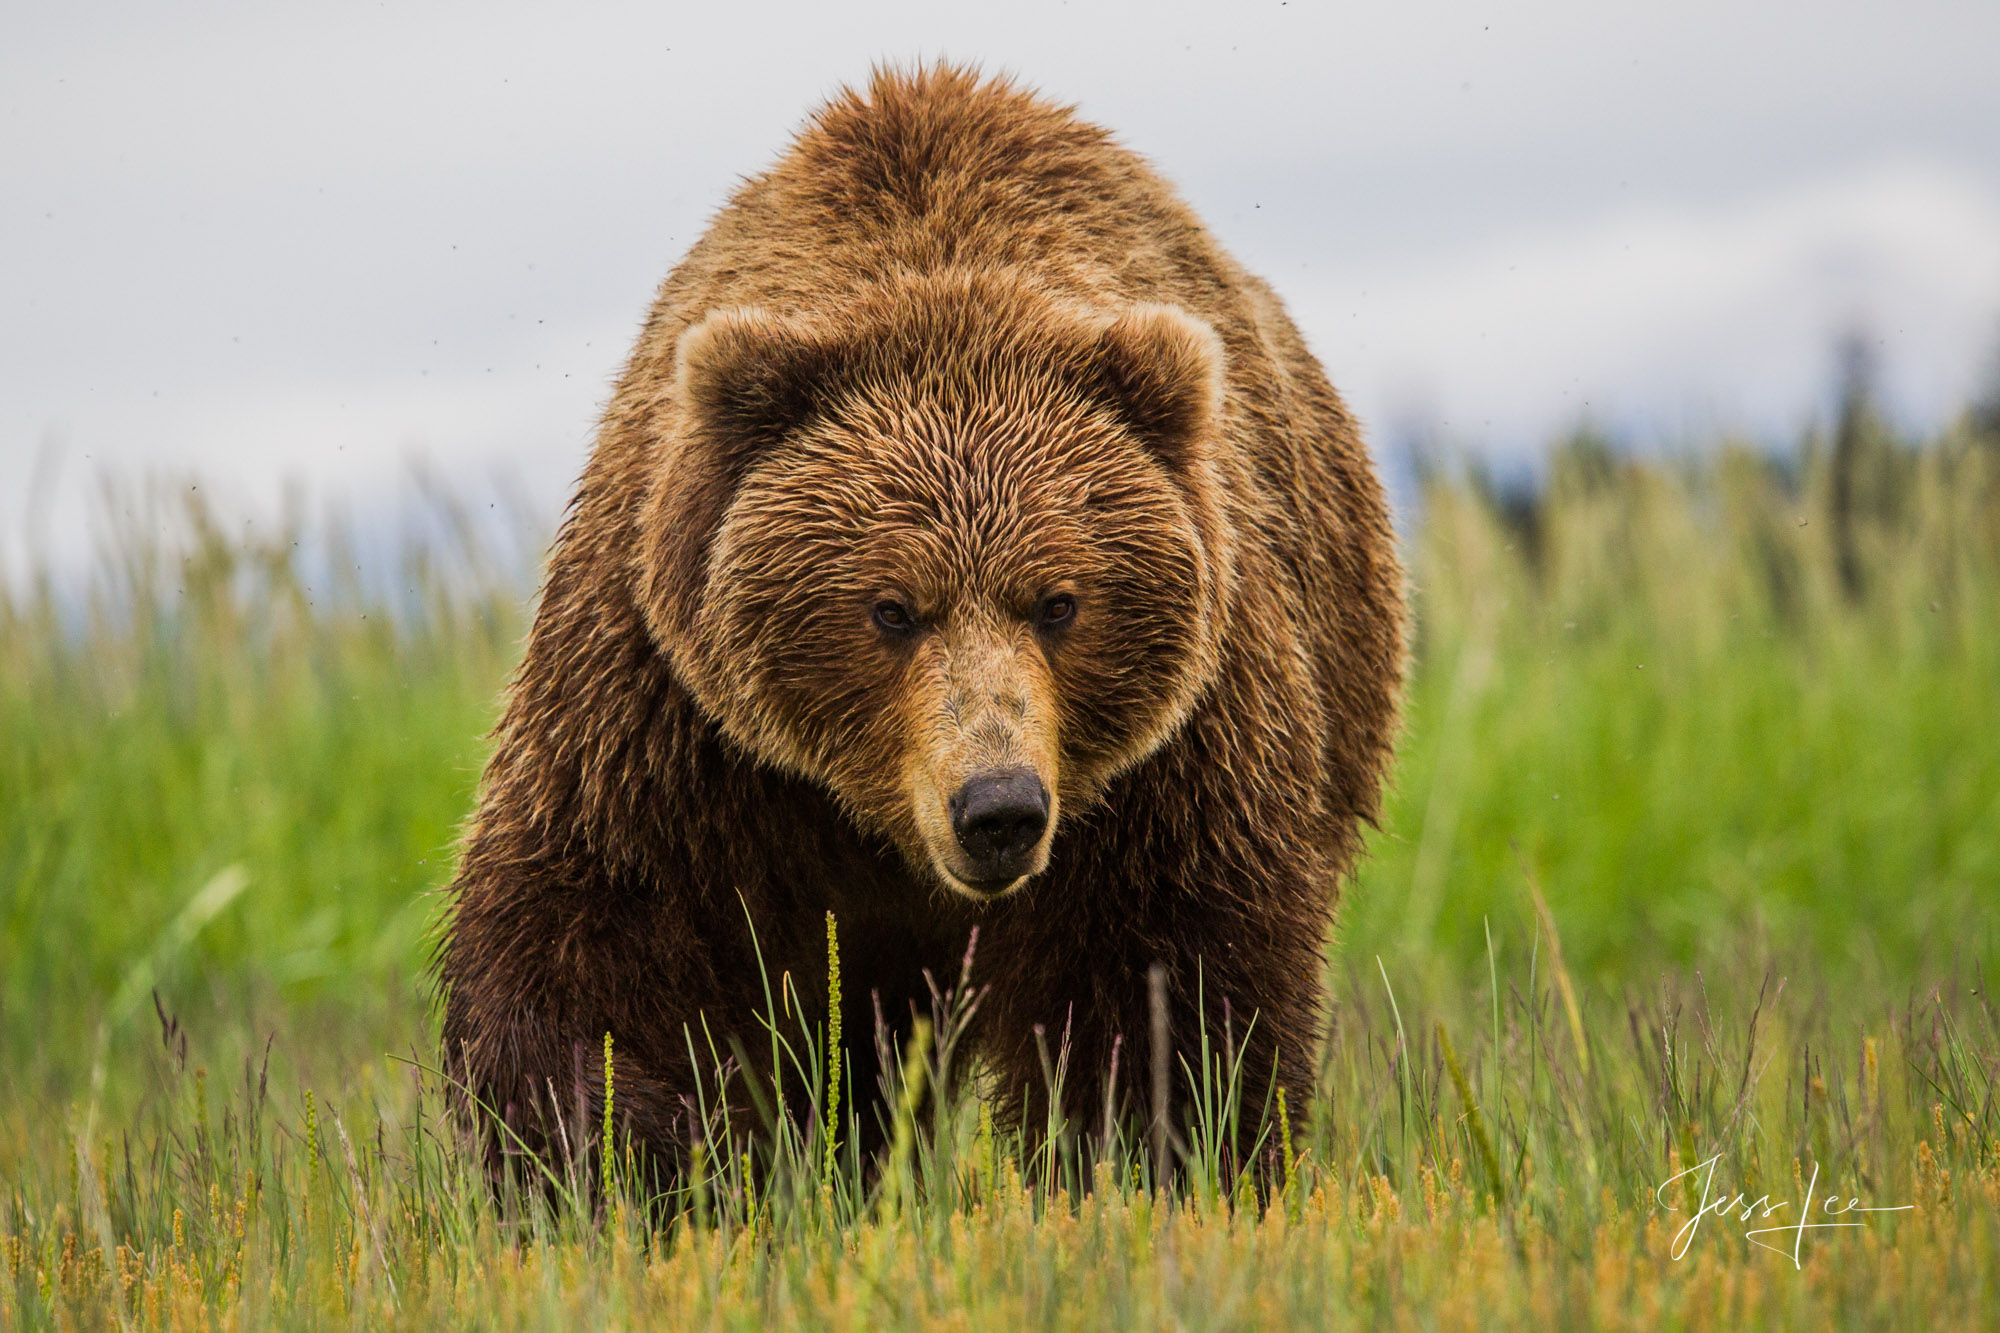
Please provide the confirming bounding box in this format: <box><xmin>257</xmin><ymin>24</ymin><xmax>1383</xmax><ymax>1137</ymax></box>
<box><xmin>3</xmin><ymin>415</ymin><xmax>1999</xmax><ymax>1328</ymax></box>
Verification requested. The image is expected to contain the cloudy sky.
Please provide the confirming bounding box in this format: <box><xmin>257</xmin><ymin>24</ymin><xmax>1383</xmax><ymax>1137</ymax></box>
<box><xmin>6</xmin><ymin>1</ymin><xmax>1999</xmax><ymax>573</ymax></box>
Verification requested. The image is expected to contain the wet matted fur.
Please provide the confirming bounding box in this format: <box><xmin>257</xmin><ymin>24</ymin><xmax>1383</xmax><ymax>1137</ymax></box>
<box><xmin>436</xmin><ymin>63</ymin><xmax>1406</xmax><ymax>1185</ymax></box>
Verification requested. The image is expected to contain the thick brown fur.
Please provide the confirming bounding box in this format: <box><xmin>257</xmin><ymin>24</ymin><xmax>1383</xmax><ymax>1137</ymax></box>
<box><xmin>436</xmin><ymin>64</ymin><xmax>1405</xmax><ymax>1186</ymax></box>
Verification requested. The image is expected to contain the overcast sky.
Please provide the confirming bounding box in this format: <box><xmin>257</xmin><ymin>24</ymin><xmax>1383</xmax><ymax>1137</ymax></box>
<box><xmin>6</xmin><ymin>1</ymin><xmax>1999</xmax><ymax>575</ymax></box>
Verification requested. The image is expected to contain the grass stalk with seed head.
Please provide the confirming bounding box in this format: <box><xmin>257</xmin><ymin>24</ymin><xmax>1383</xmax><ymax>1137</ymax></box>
<box><xmin>823</xmin><ymin>911</ymin><xmax>842</xmax><ymax>1201</ymax></box>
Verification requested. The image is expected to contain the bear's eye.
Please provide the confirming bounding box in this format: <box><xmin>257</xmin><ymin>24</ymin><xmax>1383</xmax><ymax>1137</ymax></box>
<box><xmin>1036</xmin><ymin>594</ymin><xmax>1077</xmax><ymax>629</ymax></box>
<box><xmin>873</xmin><ymin>599</ymin><xmax>917</xmax><ymax>636</ymax></box>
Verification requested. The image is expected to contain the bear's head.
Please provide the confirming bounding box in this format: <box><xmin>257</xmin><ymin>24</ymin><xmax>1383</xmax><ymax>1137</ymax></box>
<box><xmin>637</xmin><ymin>272</ymin><xmax>1234</xmax><ymax>899</ymax></box>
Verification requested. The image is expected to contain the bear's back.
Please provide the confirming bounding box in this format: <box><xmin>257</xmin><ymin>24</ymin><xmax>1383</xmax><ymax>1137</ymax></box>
<box><xmin>662</xmin><ymin>66</ymin><xmax>1227</xmax><ymax>319</ymax></box>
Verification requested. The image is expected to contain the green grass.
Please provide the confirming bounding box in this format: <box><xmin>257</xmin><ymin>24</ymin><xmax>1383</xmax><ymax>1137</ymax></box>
<box><xmin>3</xmin><ymin>424</ymin><xmax>1998</xmax><ymax>1328</ymax></box>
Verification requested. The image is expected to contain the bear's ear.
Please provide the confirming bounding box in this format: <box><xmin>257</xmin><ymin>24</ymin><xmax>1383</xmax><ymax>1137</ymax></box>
<box><xmin>674</xmin><ymin>306</ymin><xmax>844</xmax><ymax>448</ymax></box>
<box><xmin>1092</xmin><ymin>304</ymin><xmax>1226</xmax><ymax>473</ymax></box>
<box><xmin>642</xmin><ymin>308</ymin><xmax>846</xmax><ymax>642</ymax></box>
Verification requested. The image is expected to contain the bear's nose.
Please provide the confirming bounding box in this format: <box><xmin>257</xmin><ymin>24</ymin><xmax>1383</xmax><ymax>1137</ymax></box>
<box><xmin>948</xmin><ymin>767</ymin><xmax>1050</xmax><ymax>877</ymax></box>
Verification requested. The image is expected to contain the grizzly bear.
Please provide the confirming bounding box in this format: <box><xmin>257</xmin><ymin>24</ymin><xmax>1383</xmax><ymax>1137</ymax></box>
<box><xmin>437</xmin><ymin>63</ymin><xmax>1404</xmax><ymax>1186</ymax></box>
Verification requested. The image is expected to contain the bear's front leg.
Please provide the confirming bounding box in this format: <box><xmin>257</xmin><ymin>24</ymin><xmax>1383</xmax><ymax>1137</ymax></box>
<box><xmin>976</xmin><ymin>887</ymin><xmax>1328</xmax><ymax>1186</ymax></box>
<box><xmin>437</xmin><ymin>855</ymin><xmax>782</xmax><ymax>1201</ymax></box>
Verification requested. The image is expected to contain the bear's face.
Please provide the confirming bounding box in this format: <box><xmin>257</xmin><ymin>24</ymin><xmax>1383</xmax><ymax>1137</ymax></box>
<box><xmin>639</xmin><ymin>278</ymin><xmax>1233</xmax><ymax>899</ymax></box>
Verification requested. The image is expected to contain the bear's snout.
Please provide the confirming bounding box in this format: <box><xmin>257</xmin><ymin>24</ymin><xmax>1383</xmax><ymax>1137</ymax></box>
<box><xmin>948</xmin><ymin>767</ymin><xmax>1050</xmax><ymax>885</ymax></box>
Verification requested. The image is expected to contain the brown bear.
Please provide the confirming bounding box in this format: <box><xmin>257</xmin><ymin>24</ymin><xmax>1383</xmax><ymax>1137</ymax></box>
<box><xmin>437</xmin><ymin>63</ymin><xmax>1404</xmax><ymax>1186</ymax></box>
